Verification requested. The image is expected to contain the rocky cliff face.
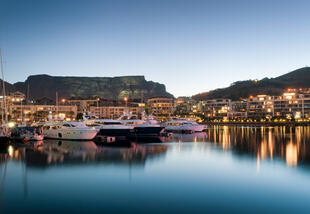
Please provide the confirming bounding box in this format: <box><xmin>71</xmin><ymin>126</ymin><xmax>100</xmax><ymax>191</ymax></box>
<box><xmin>11</xmin><ymin>75</ymin><xmax>173</xmax><ymax>101</ymax></box>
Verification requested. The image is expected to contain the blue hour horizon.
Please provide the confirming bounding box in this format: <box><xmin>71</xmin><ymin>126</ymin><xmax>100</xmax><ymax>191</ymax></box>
<box><xmin>1</xmin><ymin>0</ymin><xmax>310</xmax><ymax>97</ymax></box>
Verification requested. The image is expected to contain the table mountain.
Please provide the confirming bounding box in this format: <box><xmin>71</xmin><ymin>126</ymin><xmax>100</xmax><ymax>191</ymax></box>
<box><xmin>5</xmin><ymin>75</ymin><xmax>173</xmax><ymax>101</ymax></box>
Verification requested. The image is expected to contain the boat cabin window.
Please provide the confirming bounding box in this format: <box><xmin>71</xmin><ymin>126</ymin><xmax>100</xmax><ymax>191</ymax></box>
<box><xmin>63</xmin><ymin>123</ymin><xmax>76</xmax><ymax>127</ymax></box>
<box><xmin>97</xmin><ymin>121</ymin><xmax>122</xmax><ymax>125</ymax></box>
<box><xmin>168</xmin><ymin>122</ymin><xmax>182</xmax><ymax>126</ymax></box>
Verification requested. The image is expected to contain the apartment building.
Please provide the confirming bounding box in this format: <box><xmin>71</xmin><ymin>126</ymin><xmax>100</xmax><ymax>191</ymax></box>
<box><xmin>200</xmin><ymin>99</ymin><xmax>231</xmax><ymax>119</ymax></box>
<box><xmin>89</xmin><ymin>106</ymin><xmax>144</xmax><ymax>119</ymax></box>
<box><xmin>197</xmin><ymin>89</ymin><xmax>310</xmax><ymax>120</ymax></box>
<box><xmin>147</xmin><ymin>97</ymin><xmax>174</xmax><ymax>118</ymax></box>
<box><xmin>9</xmin><ymin>104</ymin><xmax>78</xmax><ymax>122</ymax></box>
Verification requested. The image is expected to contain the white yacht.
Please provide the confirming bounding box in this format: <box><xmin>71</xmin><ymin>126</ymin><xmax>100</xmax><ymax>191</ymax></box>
<box><xmin>42</xmin><ymin>121</ymin><xmax>98</xmax><ymax>140</ymax></box>
<box><xmin>118</xmin><ymin>112</ymin><xmax>164</xmax><ymax>139</ymax></box>
<box><xmin>164</xmin><ymin>119</ymin><xmax>207</xmax><ymax>133</ymax></box>
<box><xmin>85</xmin><ymin>119</ymin><xmax>134</xmax><ymax>142</ymax></box>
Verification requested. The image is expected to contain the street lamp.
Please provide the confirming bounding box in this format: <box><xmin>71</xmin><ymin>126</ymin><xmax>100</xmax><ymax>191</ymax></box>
<box><xmin>124</xmin><ymin>97</ymin><xmax>128</xmax><ymax>107</ymax></box>
<box><xmin>96</xmin><ymin>98</ymin><xmax>100</xmax><ymax>117</ymax></box>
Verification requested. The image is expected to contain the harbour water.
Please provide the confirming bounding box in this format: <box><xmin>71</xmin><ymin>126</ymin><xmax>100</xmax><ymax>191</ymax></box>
<box><xmin>1</xmin><ymin>126</ymin><xmax>310</xmax><ymax>213</ymax></box>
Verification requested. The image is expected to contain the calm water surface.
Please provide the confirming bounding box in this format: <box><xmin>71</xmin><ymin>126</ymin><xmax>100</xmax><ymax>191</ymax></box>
<box><xmin>1</xmin><ymin>126</ymin><xmax>310</xmax><ymax>214</ymax></box>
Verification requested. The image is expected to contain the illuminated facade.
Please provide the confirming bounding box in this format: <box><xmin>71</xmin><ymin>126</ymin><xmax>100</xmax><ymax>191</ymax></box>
<box><xmin>66</xmin><ymin>99</ymin><xmax>99</xmax><ymax>113</ymax></box>
<box><xmin>229</xmin><ymin>100</ymin><xmax>248</xmax><ymax>119</ymax></box>
<box><xmin>200</xmin><ymin>99</ymin><xmax>231</xmax><ymax>119</ymax></box>
<box><xmin>89</xmin><ymin>106</ymin><xmax>144</xmax><ymax>119</ymax></box>
<box><xmin>8</xmin><ymin>104</ymin><xmax>77</xmax><ymax>122</ymax></box>
<box><xmin>198</xmin><ymin>89</ymin><xmax>310</xmax><ymax>120</ymax></box>
<box><xmin>174</xmin><ymin>97</ymin><xmax>196</xmax><ymax>115</ymax></box>
<box><xmin>246</xmin><ymin>95</ymin><xmax>274</xmax><ymax>119</ymax></box>
<box><xmin>147</xmin><ymin>97</ymin><xmax>174</xmax><ymax>118</ymax></box>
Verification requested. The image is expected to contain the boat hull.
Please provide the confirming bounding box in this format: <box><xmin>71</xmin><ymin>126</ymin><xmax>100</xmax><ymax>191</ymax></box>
<box><xmin>165</xmin><ymin>125</ymin><xmax>207</xmax><ymax>133</ymax></box>
<box><xmin>130</xmin><ymin>126</ymin><xmax>164</xmax><ymax>139</ymax></box>
<box><xmin>95</xmin><ymin>128</ymin><xmax>134</xmax><ymax>143</ymax></box>
<box><xmin>43</xmin><ymin>129</ymin><xmax>98</xmax><ymax>140</ymax></box>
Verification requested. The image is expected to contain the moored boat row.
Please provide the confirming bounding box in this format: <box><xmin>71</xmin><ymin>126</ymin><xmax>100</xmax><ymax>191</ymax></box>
<box><xmin>0</xmin><ymin>114</ymin><xmax>207</xmax><ymax>143</ymax></box>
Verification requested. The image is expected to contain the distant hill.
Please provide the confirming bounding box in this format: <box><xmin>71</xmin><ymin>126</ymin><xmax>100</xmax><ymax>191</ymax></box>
<box><xmin>2</xmin><ymin>75</ymin><xmax>173</xmax><ymax>101</ymax></box>
<box><xmin>192</xmin><ymin>67</ymin><xmax>310</xmax><ymax>101</ymax></box>
<box><xmin>0</xmin><ymin>80</ymin><xmax>16</xmax><ymax>95</ymax></box>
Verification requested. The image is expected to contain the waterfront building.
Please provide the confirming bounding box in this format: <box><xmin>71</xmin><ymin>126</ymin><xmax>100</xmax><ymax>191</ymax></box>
<box><xmin>200</xmin><ymin>99</ymin><xmax>231</xmax><ymax>119</ymax></box>
<box><xmin>245</xmin><ymin>92</ymin><xmax>310</xmax><ymax>119</ymax></box>
<box><xmin>8</xmin><ymin>104</ymin><xmax>77</xmax><ymax>122</ymax></box>
<box><xmin>147</xmin><ymin>97</ymin><xmax>174</xmax><ymax>119</ymax></box>
<box><xmin>174</xmin><ymin>97</ymin><xmax>197</xmax><ymax>115</ymax></box>
<box><xmin>0</xmin><ymin>91</ymin><xmax>26</xmax><ymax>107</ymax></box>
<box><xmin>66</xmin><ymin>99</ymin><xmax>99</xmax><ymax>113</ymax></box>
<box><xmin>89</xmin><ymin>106</ymin><xmax>144</xmax><ymax>119</ymax></box>
<box><xmin>246</xmin><ymin>95</ymin><xmax>274</xmax><ymax>119</ymax></box>
<box><xmin>273</xmin><ymin>92</ymin><xmax>310</xmax><ymax>119</ymax></box>
<box><xmin>229</xmin><ymin>100</ymin><xmax>248</xmax><ymax>119</ymax></box>
<box><xmin>7</xmin><ymin>91</ymin><xmax>26</xmax><ymax>104</ymax></box>
<box><xmin>197</xmin><ymin>89</ymin><xmax>310</xmax><ymax>120</ymax></box>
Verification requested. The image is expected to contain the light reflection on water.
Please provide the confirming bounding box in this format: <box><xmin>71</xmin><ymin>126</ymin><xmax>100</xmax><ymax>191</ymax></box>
<box><xmin>203</xmin><ymin>126</ymin><xmax>310</xmax><ymax>168</ymax></box>
<box><xmin>0</xmin><ymin>126</ymin><xmax>310</xmax><ymax>214</ymax></box>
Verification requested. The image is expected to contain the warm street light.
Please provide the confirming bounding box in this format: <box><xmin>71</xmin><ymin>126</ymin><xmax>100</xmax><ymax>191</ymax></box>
<box><xmin>124</xmin><ymin>97</ymin><xmax>128</xmax><ymax>107</ymax></box>
<box><xmin>96</xmin><ymin>98</ymin><xmax>100</xmax><ymax>117</ymax></box>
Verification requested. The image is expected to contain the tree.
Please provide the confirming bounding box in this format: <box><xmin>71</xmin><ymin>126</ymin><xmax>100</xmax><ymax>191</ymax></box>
<box><xmin>76</xmin><ymin>113</ymin><xmax>83</xmax><ymax>120</ymax></box>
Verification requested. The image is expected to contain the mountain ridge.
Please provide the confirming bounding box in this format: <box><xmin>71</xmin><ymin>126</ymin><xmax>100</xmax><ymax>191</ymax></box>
<box><xmin>1</xmin><ymin>75</ymin><xmax>173</xmax><ymax>101</ymax></box>
<box><xmin>192</xmin><ymin>67</ymin><xmax>310</xmax><ymax>101</ymax></box>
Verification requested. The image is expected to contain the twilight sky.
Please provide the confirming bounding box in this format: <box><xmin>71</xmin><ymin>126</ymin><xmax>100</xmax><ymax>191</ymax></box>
<box><xmin>0</xmin><ymin>0</ymin><xmax>310</xmax><ymax>97</ymax></box>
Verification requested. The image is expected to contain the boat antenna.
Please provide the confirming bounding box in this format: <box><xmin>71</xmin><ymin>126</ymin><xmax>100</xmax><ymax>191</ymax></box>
<box><xmin>0</xmin><ymin>47</ymin><xmax>8</xmax><ymax>124</ymax></box>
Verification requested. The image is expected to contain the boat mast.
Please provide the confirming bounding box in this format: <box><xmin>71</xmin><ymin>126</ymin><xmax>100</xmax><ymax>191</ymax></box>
<box><xmin>0</xmin><ymin>47</ymin><xmax>8</xmax><ymax>125</ymax></box>
<box><xmin>56</xmin><ymin>91</ymin><xmax>58</xmax><ymax>116</ymax></box>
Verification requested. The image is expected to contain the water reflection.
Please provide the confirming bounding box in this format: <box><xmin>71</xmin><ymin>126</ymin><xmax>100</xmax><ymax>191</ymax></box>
<box><xmin>0</xmin><ymin>126</ymin><xmax>310</xmax><ymax>213</ymax></box>
<box><xmin>200</xmin><ymin>126</ymin><xmax>310</xmax><ymax>167</ymax></box>
<box><xmin>0</xmin><ymin>140</ymin><xmax>168</xmax><ymax>168</ymax></box>
<box><xmin>170</xmin><ymin>132</ymin><xmax>208</xmax><ymax>143</ymax></box>
<box><xmin>1</xmin><ymin>126</ymin><xmax>310</xmax><ymax>169</ymax></box>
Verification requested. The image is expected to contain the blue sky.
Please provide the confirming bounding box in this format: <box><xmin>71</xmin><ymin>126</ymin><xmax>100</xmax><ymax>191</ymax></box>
<box><xmin>0</xmin><ymin>0</ymin><xmax>310</xmax><ymax>97</ymax></box>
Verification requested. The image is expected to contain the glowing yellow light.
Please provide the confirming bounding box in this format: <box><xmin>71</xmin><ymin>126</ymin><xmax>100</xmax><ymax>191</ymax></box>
<box><xmin>295</xmin><ymin>112</ymin><xmax>301</xmax><ymax>119</ymax></box>
<box><xmin>59</xmin><ymin>113</ymin><xmax>66</xmax><ymax>117</ymax></box>
<box><xmin>8</xmin><ymin>145</ymin><xmax>14</xmax><ymax>157</ymax></box>
<box><xmin>8</xmin><ymin>122</ymin><xmax>15</xmax><ymax>128</ymax></box>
